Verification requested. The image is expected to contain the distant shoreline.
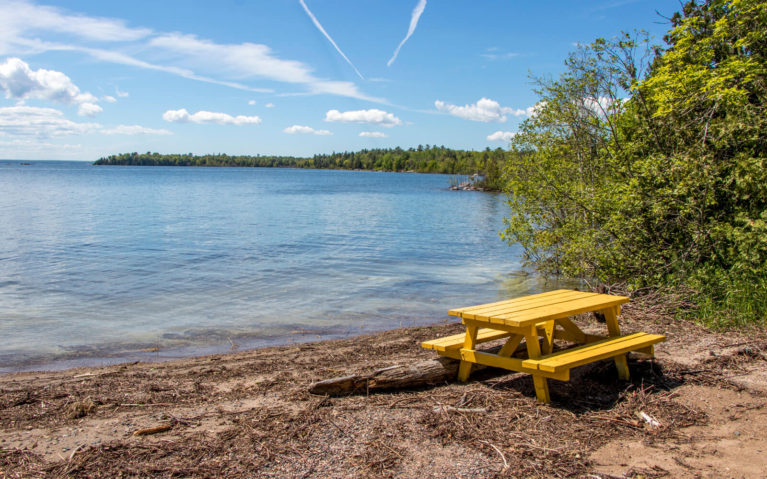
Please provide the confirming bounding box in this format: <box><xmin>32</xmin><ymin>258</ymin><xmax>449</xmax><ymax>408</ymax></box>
<box><xmin>93</xmin><ymin>148</ymin><xmax>505</xmax><ymax>190</ymax></box>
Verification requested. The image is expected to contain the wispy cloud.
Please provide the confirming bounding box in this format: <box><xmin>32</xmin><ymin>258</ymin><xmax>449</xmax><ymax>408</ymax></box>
<box><xmin>387</xmin><ymin>0</ymin><xmax>427</xmax><ymax>67</ymax></box>
<box><xmin>0</xmin><ymin>1</ymin><xmax>380</xmax><ymax>102</ymax></box>
<box><xmin>0</xmin><ymin>106</ymin><xmax>99</xmax><ymax>136</ymax></box>
<box><xmin>162</xmin><ymin>108</ymin><xmax>262</xmax><ymax>125</ymax></box>
<box><xmin>481</xmin><ymin>49</ymin><xmax>519</xmax><ymax>61</ymax></box>
<box><xmin>101</xmin><ymin>125</ymin><xmax>173</xmax><ymax>135</ymax></box>
<box><xmin>487</xmin><ymin>131</ymin><xmax>515</xmax><ymax>142</ymax></box>
<box><xmin>0</xmin><ymin>0</ymin><xmax>151</xmax><ymax>50</ymax></box>
<box><xmin>283</xmin><ymin>125</ymin><xmax>332</xmax><ymax>135</ymax></box>
<box><xmin>325</xmin><ymin>109</ymin><xmax>401</xmax><ymax>127</ymax></box>
<box><xmin>0</xmin><ymin>138</ymin><xmax>82</xmax><ymax>153</ymax></box>
<box><xmin>435</xmin><ymin>97</ymin><xmax>534</xmax><ymax>122</ymax></box>
<box><xmin>359</xmin><ymin>131</ymin><xmax>387</xmax><ymax>138</ymax></box>
<box><xmin>0</xmin><ymin>105</ymin><xmax>169</xmax><ymax>137</ymax></box>
<box><xmin>298</xmin><ymin>0</ymin><xmax>364</xmax><ymax>80</ymax></box>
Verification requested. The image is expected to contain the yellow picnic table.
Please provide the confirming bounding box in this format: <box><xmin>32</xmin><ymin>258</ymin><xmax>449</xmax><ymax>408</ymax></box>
<box><xmin>422</xmin><ymin>289</ymin><xmax>665</xmax><ymax>403</ymax></box>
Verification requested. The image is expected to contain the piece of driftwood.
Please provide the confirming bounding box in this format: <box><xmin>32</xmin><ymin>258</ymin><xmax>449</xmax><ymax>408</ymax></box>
<box><xmin>308</xmin><ymin>341</ymin><xmax>529</xmax><ymax>396</ymax></box>
<box><xmin>309</xmin><ymin>357</ymin><xmax>488</xmax><ymax>396</ymax></box>
<box><xmin>309</xmin><ymin>357</ymin><xmax>457</xmax><ymax>395</ymax></box>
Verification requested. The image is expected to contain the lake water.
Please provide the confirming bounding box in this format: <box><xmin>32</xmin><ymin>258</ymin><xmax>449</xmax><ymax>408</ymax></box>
<box><xmin>0</xmin><ymin>161</ymin><xmax>561</xmax><ymax>373</ymax></box>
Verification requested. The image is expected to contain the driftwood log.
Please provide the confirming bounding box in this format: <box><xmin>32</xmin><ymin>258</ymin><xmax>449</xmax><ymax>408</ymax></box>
<box><xmin>309</xmin><ymin>357</ymin><xmax>465</xmax><ymax>396</ymax></box>
<box><xmin>308</xmin><ymin>341</ymin><xmax>527</xmax><ymax>396</ymax></box>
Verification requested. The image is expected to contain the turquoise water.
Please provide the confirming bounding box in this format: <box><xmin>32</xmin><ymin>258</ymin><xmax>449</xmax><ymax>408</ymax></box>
<box><xmin>0</xmin><ymin>161</ymin><xmax>557</xmax><ymax>372</ymax></box>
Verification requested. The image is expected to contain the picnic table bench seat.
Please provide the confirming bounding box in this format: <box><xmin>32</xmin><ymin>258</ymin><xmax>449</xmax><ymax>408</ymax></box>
<box><xmin>422</xmin><ymin>328</ymin><xmax>512</xmax><ymax>354</ymax></box>
<box><xmin>521</xmin><ymin>331</ymin><xmax>664</xmax><ymax>377</ymax></box>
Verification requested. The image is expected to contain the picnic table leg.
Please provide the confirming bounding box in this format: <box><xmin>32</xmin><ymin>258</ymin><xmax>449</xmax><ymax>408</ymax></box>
<box><xmin>603</xmin><ymin>306</ymin><xmax>630</xmax><ymax>380</ymax></box>
<box><xmin>525</xmin><ymin>325</ymin><xmax>550</xmax><ymax>403</ymax></box>
<box><xmin>457</xmin><ymin>325</ymin><xmax>478</xmax><ymax>382</ymax></box>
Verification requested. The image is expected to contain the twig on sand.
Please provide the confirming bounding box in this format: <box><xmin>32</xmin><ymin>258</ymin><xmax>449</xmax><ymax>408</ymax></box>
<box><xmin>68</xmin><ymin>444</ymin><xmax>85</xmax><ymax>461</ymax></box>
<box><xmin>433</xmin><ymin>405</ymin><xmax>488</xmax><ymax>413</ymax></box>
<box><xmin>589</xmin><ymin>415</ymin><xmax>641</xmax><ymax>429</ymax></box>
<box><xmin>133</xmin><ymin>424</ymin><xmax>173</xmax><ymax>436</ymax></box>
<box><xmin>480</xmin><ymin>440</ymin><xmax>509</xmax><ymax>471</ymax></box>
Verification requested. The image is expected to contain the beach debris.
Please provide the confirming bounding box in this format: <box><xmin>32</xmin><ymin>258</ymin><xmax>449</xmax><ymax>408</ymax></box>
<box><xmin>309</xmin><ymin>357</ymin><xmax>466</xmax><ymax>396</ymax></box>
<box><xmin>66</xmin><ymin>398</ymin><xmax>96</xmax><ymax>419</ymax></box>
<box><xmin>132</xmin><ymin>424</ymin><xmax>173</xmax><ymax>436</ymax></box>
<box><xmin>432</xmin><ymin>405</ymin><xmax>488</xmax><ymax>413</ymax></box>
<box><xmin>637</xmin><ymin>411</ymin><xmax>661</xmax><ymax>428</ymax></box>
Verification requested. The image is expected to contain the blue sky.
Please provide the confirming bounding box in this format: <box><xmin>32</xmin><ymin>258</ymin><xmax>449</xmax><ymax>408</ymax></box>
<box><xmin>1</xmin><ymin>0</ymin><xmax>680</xmax><ymax>161</ymax></box>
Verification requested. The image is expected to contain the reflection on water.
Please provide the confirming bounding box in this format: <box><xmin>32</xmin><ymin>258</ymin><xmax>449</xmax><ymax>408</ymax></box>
<box><xmin>0</xmin><ymin>161</ymin><xmax>558</xmax><ymax>372</ymax></box>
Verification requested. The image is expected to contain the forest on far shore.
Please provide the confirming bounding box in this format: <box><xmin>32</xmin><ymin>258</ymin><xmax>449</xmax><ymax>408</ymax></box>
<box><xmin>93</xmin><ymin>146</ymin><xmax>506</xmax><ymax>190</ymax></box>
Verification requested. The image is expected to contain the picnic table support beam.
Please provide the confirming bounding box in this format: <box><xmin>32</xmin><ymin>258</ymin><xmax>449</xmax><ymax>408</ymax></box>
<box><xmin>498</xmin><ymin>334</ymin><xmax>523</xmax><ymax>357</ymax></box>
<box><xmin>524</xmin><ymin>325</ymin><xmax>550</xmax><ymax>403</ymax></box>
<box><xmin>603</xmin><ymin>306</ymin><xmax>630</xmax><ymax>380</ymax></box>
<box><xmin>541</xmin><ymin>321</ymin><xmax>556</xmax><ymax>355</ymax></box>
<box><xmin>457</xmin><ymin>325</ymin><xmax>478</xmax><ymax>382</ymax></box>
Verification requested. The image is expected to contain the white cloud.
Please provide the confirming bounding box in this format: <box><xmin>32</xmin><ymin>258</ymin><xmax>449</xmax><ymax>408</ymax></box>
<box><xmin>148</xmin><ymin>33</ymin><xmax>314</xmax><ymax>83</ymax></box>
<box><xmin>0</xmin><ymin>0</ymin><xmax>151</xmax><ymax>51</ymax></box>
<box><xmin>0</xmin><ymin>57</ymin><xmax>101</xmax><ymax>115</ymax></box>
<box><xmin>0</xmin><ymin>105</ymin><xmax>174</xmax><ymax>138</ymax></box>
<box><xmin>0</xmin><ymin>106</ymin><xmax>99</xmax><ymax>137</ymax></box>
<box><xmin>144</xmin><ymin>33</ymin><xmax>380</xmax><ymax>101</ymax></box>
<box><xmin>359</xmin><ymin>131</ymin><xmax>387</xmax><ymax>138</ymax></box>
<box><xmin>325</xmin><ymin>109</ymin><xmax>401</xmax><ymax>127</ymax></box>
<box><xmin>487</xmin><ymin>131</ymin><xmax>516</xmax><ymax>142</ymax></box>
<box><xmin>0</xmin><ymin>2</ymin><xmax>382</xmax><ymax>102</ymax></box>
<box><xmin>115</xmin><ymin>87</ymin><xmax>129</xmax><ymax>98</ymax></box>
<box><xmin>265</xmin><ymin>103</ymin><xmax>275</xmax><ymax>108</ymax></box>
<box><xmin>162</xmin><ymin>108</ymin><xmax>262</xmax><ymax>125</ymax></box>
<box><xmin>434</xmin><ymin>97</ymin><xmax>534</xmax><ymax>122</ymax></box>
<box><xmin>77</xmin><ymin>102</ymin><xmax>102</xmax><ymax>116</ymax></box>
<box><xmin>283</xmin><ymin>125</ymin><xmax>332</xmax><ymax>135</ymax></box>
<box><xmin>481</xmin><ymin>50</ymin><xmax>519</xmax><ymax>61</ymax></box>
<box><xmin>101</xmin><ymin>125</ymin><xmax>172</xmax><ymax>135</ymax></box>
<box><xmin>0</xmin><ymin>138</ymin><xmax>81</xmax><ymax>151</ymax></box>
<box><xmin>103</xmin><ymin>95</ymin><xmax>116</xmax><ymax>103</ymax></box>
<box><xmin>299</xmin><ymin>0</ymin><xmax>363</xmax><ymax>79</ymax></box>
<box><xmin>248</xmin><ymin>99</ymin><xmax>256</xmax><ymax>105</ymax></box>
<box><xmin>388</xmin><ymin>0</ymin><xmax>427</xmax><ymax>67</ymax></box>
<box><xmin>581</xmin><ymin>96</ymin><xmax>623</xmax><ymax>118</ymax></box>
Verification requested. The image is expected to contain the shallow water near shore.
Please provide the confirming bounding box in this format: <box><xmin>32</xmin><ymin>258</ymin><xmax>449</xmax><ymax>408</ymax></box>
<box><xmin>0</xmin><ymin>161</ymin><xmax>566</xmax><ymax>372</ymax></box>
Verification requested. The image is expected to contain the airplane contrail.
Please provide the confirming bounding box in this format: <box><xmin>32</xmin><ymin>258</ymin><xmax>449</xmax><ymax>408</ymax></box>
<box><xmin>299</xmin><ymin>0</ymin><xmax>364</xmax><ymax>80</ymax></box>
<box><xmin>387</xmin><ymin>0</ymin><xmax>427</xmax><ymax>67</ymax></box>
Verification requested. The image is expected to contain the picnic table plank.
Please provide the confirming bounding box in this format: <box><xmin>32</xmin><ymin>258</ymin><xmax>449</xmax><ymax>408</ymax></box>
<box><xmin>448</xmin><ymin>289</ymin><xmax>575</xmax><ymax>316</ymax></box>
<box><xmin>421</xmin><ymin>328</ymin><xmax>511</xmax><ymax>352</ymax></box>
<box><xmin>456</xmin><ymin>290</ymin><xmax>594</xmax><ymax>320</ymax></box>
<box><xmin>491</xmin><ymin>294</ymin><xmax>629</xmax><ymax>327</ymax></box>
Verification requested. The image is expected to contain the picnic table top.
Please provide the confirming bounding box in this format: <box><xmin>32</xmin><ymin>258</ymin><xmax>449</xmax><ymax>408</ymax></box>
<box><xmin>448</xmin><ymin>289</ymin><xmax>629</xmax><ymax>328</ymax></box>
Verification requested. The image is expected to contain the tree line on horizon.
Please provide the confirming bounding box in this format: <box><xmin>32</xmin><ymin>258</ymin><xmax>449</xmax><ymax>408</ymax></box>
<box><xmin>94</xmin><ymin>145</ymin><xmax>505</xmax><ymax>190</ymax></box>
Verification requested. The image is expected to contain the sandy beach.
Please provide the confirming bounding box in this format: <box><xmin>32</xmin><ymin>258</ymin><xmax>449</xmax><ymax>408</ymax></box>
<box><xmin>2</xmin><ymin>296</ymin><xmax>766</xmax><ymax>478</ymax></box>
